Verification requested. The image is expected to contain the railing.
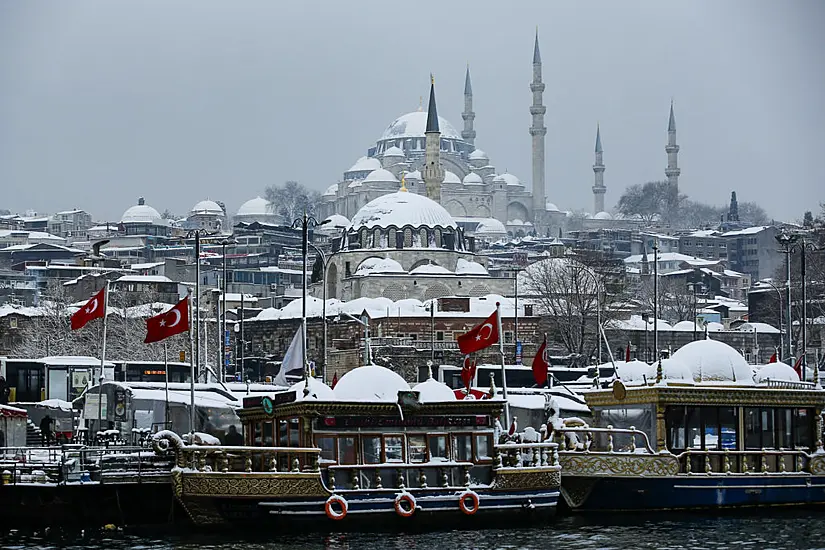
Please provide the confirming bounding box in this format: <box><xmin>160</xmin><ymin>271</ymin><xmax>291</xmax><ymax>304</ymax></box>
<box><xmin>556</xmin><ymin>426</ymin><xmax>656</xmax><ymax>454</ymax></box>
<box><xmin>0</xmin><ymin>445</ymin><xmax>172</xmax><ymax>486</ymax></box>
<box><xmin>178</xmin><ymin>445</ymin><xmax>322</xmax><ymax>474</ymax></box>
<box><xmin>326</xmin><ymin>461</ymin><xmax>477</xmax><ymax>491</ymax></box>
<box><xmin>764</xmin><ymin>379</ymin><xmax>816</xmax><ymax>390</ymax></box>
<box><xmin>496</xmin><ymin>442</ymin><xmax>560</xmax><ymax>469</ymax></box>
<box><xmin>677</xmin><ymin>448</ymin><xmax>815</xmax><ymax>475</ymax></box>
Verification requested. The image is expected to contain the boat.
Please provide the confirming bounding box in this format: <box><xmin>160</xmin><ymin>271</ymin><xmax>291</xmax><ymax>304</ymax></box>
<box><xmin>554</xmin><ymin>339</ymin><xmax>825</xmax><ymax>511</ymax></box>
<box><xmin>153</xmin><ymin>364</ymin><xmax>561</xmax><ymax>527</ymax></box>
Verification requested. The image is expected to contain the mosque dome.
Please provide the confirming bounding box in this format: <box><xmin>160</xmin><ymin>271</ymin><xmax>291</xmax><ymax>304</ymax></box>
<box><xmin>493</xmin><ymin>175</ymin><xmax>506</xmax><ymax>185</ymax></box>
<box><xmin>672</xmin><ymin>321</ymin><xmax>696</xmax><ymax>332</ymax></box>
<box><xmin>469</xmin><ymin>149</ymin><xmax>488</xmax><ymax>161</ymax></box>
<box><xmin>409</xmin><ymin>263</ymin><xmax>452</xmax><ymax>275</ymax></box>
<box><xmin>413</xmin><ymin>377</ymin><xmax>456</xmax><ymax>403</ymax></box>
<box><xmin>545</xmin><ymin>202</ymin><xmax>560</xmax><ymax>212</ymax></box>
<box><xmin>593</xmin><ymin>211</ymin><xmax>613</xmax><ymax>220</ymax></box>
<box><xmin>474</xmin><ymin>218</ymin><xmax>507</xmax><ymax>235</ymax></box>
<box><xmin>463</xmin><ymin>172</ymin><xmax>484</xmax><ymax>186</ymax></box>
<box><xmin>443</xmin><ymin>171</ymin><xmax>461</xmax><ymax>184</ymax></box>
<box><xmin>355</xmin><ymin>257</ymin><xmax>406</xmax><ymax>276</ymax></box>
<box><xmin>347</xmin><ymin>156</ymin><xmax>382</xmax><ymax>174</ymax></box>
<box><xmin>501</xmin><ymin>173</ymin><xmax>522</xmax><ymax>187</ymax></box>
<box><xmin>236</xmin><ymin>196</ymin><xmax>271</xmax><ymax>217</ymax></box>
<box><xmin>349</xmin><ymin>191</ymin><xmax>457</xmax><ymax>230</ymax></box>
<box><xmin>380</xmin><ymin>111</ymin><xmax>461</xmax><ymax>141</ymax></box>
<box><xmin>121</xmin><ymin>198</ymin><xmax>163</xmax><ymax>225</ymax></box>
<box><xmin>671</xmin><ymin>339</ymin><xmax>754</xmax><ymax>384</ymax></box>
<box><xmin>190</xmin><ymin>200</ymin><xmax>223</xmax><ymax>215</ymax></box>
<box><xmin>323</xmin><ymin>214</ymin><xmax>350</xmax><ymax>229</ymax></box>
<box><xmin>455</xmin><ymin>258</ymin><xmax>488</xmax><ymax>275</ymax></box>
<box><xmin>383</xmin><ymin>146</ymin><xmax>405</xmax><ymax>158</ymax></box>
<box><xmin>363</xmin><ymin>168</ymin><xmax>399</xmax><ymax>185</ymax></box>
<box><xmin>405</xmin><ymin>170</ymin><xmax>422</xmax><ymax>180</ymax></box>
<box><xmin>334</xmin><ymin>365</ymin><xmax>411</xmax><ymax>402</ymax></box>
<box><xmin>323</xmin><ymin>183</ymin><xmax>339</xmax><ymax>197</ymax></box>
<box><xmin>660</xmin><ymin>358</ymin><xmax>694</xmax><ymax>383</ymax></box>
<box><xmin>754</xmin><ymin>363</ymin><xmax>800</xmax><ymax>384</ymax></box>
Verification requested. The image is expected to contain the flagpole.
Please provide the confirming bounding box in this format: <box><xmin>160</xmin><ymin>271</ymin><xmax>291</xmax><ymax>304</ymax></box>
<box><xmin>195</xmin><ymin>231</ymin><xmax>201</xmax><ymax>384</ymax></box>
<box><xmin>188</xmin><ymin>288</ymin><xmax>196</xmax><ymax>436</ymax></box>
<box><xmin>164</xmin><ymin>341</ymin><xmax>170</xmax><ymax>429</ymax></box>
<box><xmin>98</xmin><ymin>280</ymin><xmax>109</xmax><ymax>434</ymax></box>
<box><xmin>495</xmin><ymin>302</ymin><xmax>510</xmax><ymax>427</ymax></box>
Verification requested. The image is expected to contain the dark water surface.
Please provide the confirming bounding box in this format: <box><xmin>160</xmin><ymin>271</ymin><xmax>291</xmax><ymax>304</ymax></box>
<box><xmin>2</xmin><ymin>511</ymin><xmax>824</xmax><ymax>549</ymax></box>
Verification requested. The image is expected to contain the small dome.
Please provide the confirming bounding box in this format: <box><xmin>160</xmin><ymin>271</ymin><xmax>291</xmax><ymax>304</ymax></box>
<box><xmin>706</xmin><ymin>322</ymin><xmax>725</xmax><ymax>332</ymax></box>
<box><xmin>323</xmin><ymin>214</ymin><xmax>350</xmax><ymax>229</ymax></box>
<box><xmin>405</xmin><ymin>170</ymin><xmax>422</xmax><ymax>180</ymax></box>
<box><xmin>474</xmin><ymin>218</ymin><xmax>507</xmax><ymax>235</ymax></box>
<box><xmin>469</xmin><ymin>149</ymin><xmax>488</xmax><ymax>160</ymax></box>
<box><xmin>672</xmin><ymin>320</ymin><xmax>696</xmax><ymax>332</ymax></box>
<box><xmin>121</xmin><ymin>199</ymin><xmax>163</xmax><ymax>225</ymax></box>
<box><xmin>508</xmin><ymin>219</ymin><xmax>524</xmax><ymax>226</ymax></box>
<box><xmin>593</xmin><ymin>211</ymin><xmax>612</xmax><ymax>220</ymax></box>
<box><xmin>323</xmin><ymin>183</ymin><xmax>339</xmax><ymax>196</ymax></box>
<box><xmin>501</xmin><ymin>173</ymin><xmax>522</xmax><ymax>187</ymax></box>
<box><xmin>413</xmin><ymin>377</ymin><xmax>456</xmax><ymax>403</ymax></box>
<box><xmin>545</xmin><ymin>202</ymin><xmax>560</xmax><ymax>212</ymax></box>
<box><xmin>237</xmin><ymin>196</ymin><xmax>271</xmax><ymax>216</ymax></box>
<box><xmin>443</xmin><ymin>171</ymin><xmax>461</xmax><ymax>184</ymax></box>
<box><xmin>380</xmin><ymin>111</ymin><xmax>461</xmax><ymax>141</ymax></box>
<box><xmin>355</xmin><ymin>257</ymin><xmax>406</xmax><ymax>276</ymax></box>
<box><xmin>349</xmin><ymin>192</ymin><xmax>457</xmax><ymax>230</ymax></box>
<box><xmin>410</xmin><ymin>263</ymin><xmax>453</xmax><ymax>275</ymax></box>
<box><xmin>616</xmin><ymin>360</ymin><xmax>655</xmax><ymax>385</ymax></box>
<box><xmin>455</xmin><ymin>258</ymin><xmax>488</xmax><ymax>275</ymax></box>
<box><xmin>463</xmin><ymin>172</ymin><xmax>484</xmax><ymax>186</ymax></box>
<box><xmin>493</xmin><ymin>174</ymin><xmax>506</xmax><ymax>184</ymax></box>
<box><xmin>290</xmin><ymin>378</ymin><xmax>336</xmax><ymax>401</ymax></box>
<box><xmin>659</xmin><ymin>358</ymin><xmax>694</xmax><ymax>383</ymax></box>
<box><xmin>363</xmin><ymin>168</ymin><xmax>399</xmax><ymax>185</ymax></box>
<box><xmin>190</xmin><ymin>200</ymin><xmax>224</xmax><ymax>215</ymax></box>
<box><xmin>384</xmin><ymin>146</ymin><xmax>405</xmax><ymax>158</ymax></box>
<box><xmin>671</xmin><ymin>339</ymin><xmax>753</xmax><ymax>384</ymax></box>
<box><xmin>334</xmin><ymin>365</ymin><xmax>411</xmax><ymax>402</ymax></box>
<box><xmin>347</xmin><ymin>156</ymin><xmax>382</xmax><ymax>173</ymax></box>
<box><xmin>754</xmin><ymin>363</ymin><xmax>800</xmax><ymax>384</ymax></box>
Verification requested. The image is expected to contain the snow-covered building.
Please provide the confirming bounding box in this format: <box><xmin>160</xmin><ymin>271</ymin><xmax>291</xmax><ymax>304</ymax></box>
<box><xmin>120</xmin><ymin>197</ymin><xmax>170</xmax><ymax>237</ymax></box>
<box><xmin>186</xmin><ymin>199</ymin><xmax>226</xmax><ymax>233</ymax></box>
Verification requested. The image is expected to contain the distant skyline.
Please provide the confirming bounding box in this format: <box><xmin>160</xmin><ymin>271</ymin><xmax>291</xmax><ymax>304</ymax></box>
<box><xmin>1</xmin><ymin>1</ymin><xmax>823</xmax><ymax>223</ymax></box>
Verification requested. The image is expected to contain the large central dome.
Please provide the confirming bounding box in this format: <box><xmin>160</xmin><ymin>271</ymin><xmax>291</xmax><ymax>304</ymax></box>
<box><xmin>380</xmin><ymin>111</ymin><xmax>461</xmax><ymax>141</ymax></box>
<box><xmin>349</xmin><ymin>192</ymin><xmax>457</xmax><ymax>230</ymax></box>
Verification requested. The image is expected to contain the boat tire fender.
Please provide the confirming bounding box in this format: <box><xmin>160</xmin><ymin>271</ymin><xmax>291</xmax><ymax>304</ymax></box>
<box><xmin>394</xmin><ymin>492</ymin><xmax>416</xmax><ymax>517</ymax></box>
<box><xmin>458</xmin><ymin>490</ymin><xmax>479</xmax><ymax>515</ymax></box>
<box><xmin>325</xmin><ymin>494</ymin><xmax>348</xmax><ymax>520</ymax></box>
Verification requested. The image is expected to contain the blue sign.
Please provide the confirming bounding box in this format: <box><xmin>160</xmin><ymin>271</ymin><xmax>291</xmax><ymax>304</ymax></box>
<box><xmin>225</xmin><ymin>330</ymin><xmax>231</xmax><ymax>346</ymax></box>
<box><xmin>515</xmin><ymin>341</ymin><xmax>523</xmax><ymax>365</ymax></box>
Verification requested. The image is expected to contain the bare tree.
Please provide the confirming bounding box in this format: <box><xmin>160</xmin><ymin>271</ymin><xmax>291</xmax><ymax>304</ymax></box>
<box><xmin>634</xmin><ymin>276</ymin><xmax>696</xmax><ymax>324</ymax></box>
<box><xmin>264</xmin><ymin>181</ymin><xmax>322</xmax><ymax>224</ymax></box>
<box><xmin>617</xmin><ymin>181</ymin><xmax>686</xmax><ymax>224</ymax></box>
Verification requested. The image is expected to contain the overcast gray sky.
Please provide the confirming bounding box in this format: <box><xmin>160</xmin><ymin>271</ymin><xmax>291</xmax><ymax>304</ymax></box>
<box><xmin>1</xmin><ymin>1</ymin><xmax>823</xmax><ymax>223</ymax></box>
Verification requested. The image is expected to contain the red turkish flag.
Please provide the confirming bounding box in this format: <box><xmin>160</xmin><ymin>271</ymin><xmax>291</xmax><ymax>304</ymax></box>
<box><xmin>769</xmin><ymin>351</ymin><xmax>778</xmax><ymax>363</ymax></box>
<box><xmin>70</xmin><ymin>287</ymin><xmax>106</xmax><ymax>330</ymax></box>
<box><xmin>532</xmin><ymin>337</ymin><xmax>549</xmax><ymax>386</ymax></box>
<box><xmin>792</xmin><ymin>355</ymin><xmax>804</xmax><ymax>378</ymax></box>
<box><xmin>457</xmin><ymin>311</ymin><xmax>499</xmax><ymax>355</ymax></box>
<box><xmin>145</xmin><ymin>297</ymin><xmax>190</xmax><ymax>344</ymax></box>
<box><xmin>331</xmin><ymin>371</ymin><xmax>339</xmax><ymax>389</ymax></box>
<box><xmin>461</xmin><ymin>355</ymin><xmax>477</xmax><ymax>390</ymax></box>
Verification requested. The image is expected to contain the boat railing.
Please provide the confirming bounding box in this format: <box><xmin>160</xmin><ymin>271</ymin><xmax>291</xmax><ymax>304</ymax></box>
<box><xmin>326</xmin><ymin>460</ymin><xmax>478</xmax><ymax>491</ymax></box>
<box><xmin>495</xmin><ymin>441</ymin><xmax>560</xmax><ymax>469</ymax></box>
<box><xmin>676</xmin><ymin>448</ymin><xmax>818</xmax><ymax>475</ymax></box>
<box><xmin>763</xmin><ymin>379</ymin><xmax>817</xmax><ymax>390</ymax></box>
<box><xmin>177</xmin><ymin>445</ymin><xmax>323</xmax><ymax>474</ymax></box>
<box><xmin>555</xmin><ymin>426</ymin><xmax>656</xmax><ymax>454</ymax></box>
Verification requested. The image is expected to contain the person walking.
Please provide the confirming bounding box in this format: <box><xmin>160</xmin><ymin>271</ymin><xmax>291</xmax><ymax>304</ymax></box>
<box><xmin>39</xmin><ymin>415</ymin><xmax>54</xmax><ymax>446</ymax></box>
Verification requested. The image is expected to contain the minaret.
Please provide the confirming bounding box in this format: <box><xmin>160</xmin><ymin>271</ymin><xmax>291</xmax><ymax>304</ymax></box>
<box><xmin>422</xmin><ymin>75</ymin><xmax>444</xmax><ymax>201</ymax></box>
<box><xmin>665</xmin><ymin>101</ymin><xmax>680</xmax><ymax>189</ymax></box>
<box><xmin>530</xmin><ymin>29</ymin><xmax>547</xmax><ymax>220</ymax></box>
<box><xmin>592</xmin><ymin>124</ymin><xmax>606</xmax><ymax>213</ymax></box>
<box><xmin>461</xmin><ymin>65</ymin><xmax>476</xmax><ymax>146</ymax></box>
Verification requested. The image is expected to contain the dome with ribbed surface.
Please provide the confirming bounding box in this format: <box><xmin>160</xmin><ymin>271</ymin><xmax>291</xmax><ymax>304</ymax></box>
<box><xmin>380</xmin><ymin>111</ymin><xmax>461</xmax><ymax>141</ymax></box>
<box><xmin>349</xmin><ymin>192</ymin><xmax>457</xmax><ymax>230</ymax></box>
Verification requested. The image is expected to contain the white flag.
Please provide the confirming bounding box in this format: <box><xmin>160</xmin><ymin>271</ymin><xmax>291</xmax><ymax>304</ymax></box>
<box><xmin>274</xmin><ymin>327</ymin><xmax>304</xmax><ymax>386</ymax></box>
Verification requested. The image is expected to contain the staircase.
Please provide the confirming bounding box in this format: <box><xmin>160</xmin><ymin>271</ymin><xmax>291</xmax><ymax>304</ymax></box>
<box><xmin>26</xmin><ymin>419</ymin><xmax>43</xmax><ymax>446</ymax></box>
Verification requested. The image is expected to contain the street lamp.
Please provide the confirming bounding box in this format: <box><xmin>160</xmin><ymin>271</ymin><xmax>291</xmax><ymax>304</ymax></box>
<box><xmin>775</xmin><ymin>232</ymin><xmax>799</xmax><ymax>362</ymax></box>
<box><xmin>577</xmin><ymin>265</ymin><xmax>603</xmax><ymax>365</ymax></box>
<box><xmin>219</xmin><ymin>238</ymin><xmax>235</xmax><ymax>382</ymax></box>
<box><xmin>758</xmin><ymin>279</ymin><xmax>784</xmax><ymax>361</ymax></box>
<box><xmin>652</xmin><ymin>240</ymin><xmax>660</xmax><ymax>362</ymax></box>
<box><xmin>687</xmin><ymin>281</ymin><xmax>705</xmax><ymax>342</ymax></box>
<box><xmin>292</xmin><ymin>213</ymin><xmax>330</xmax><ymax>381</ymax></box>
<box><xmin>307</xmin><ymin>242</ymin><xmax>330</xmax><ymax>384</ymax></box>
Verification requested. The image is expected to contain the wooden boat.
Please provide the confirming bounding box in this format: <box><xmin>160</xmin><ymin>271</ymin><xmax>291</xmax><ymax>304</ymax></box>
<box><xmin>554</xmin><ymin>339</ymin><xmax>825</xmax><ymax>511</ymax></box>
<box><xmin>153</xmin><ymin>365</ymin><xmax>561</xmax><ymax>527</ymax></box>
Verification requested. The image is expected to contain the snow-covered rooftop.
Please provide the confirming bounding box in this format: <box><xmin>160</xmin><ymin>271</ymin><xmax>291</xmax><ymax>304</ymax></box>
<box><xmin>721</xmin><ymin>226</ymin><xmax>771</xmax><ymax>237</ymax></box>
<box><xmin>115</xmin><ymin>275</ymin><xmax>173</xmax><ymax>283</ymax></box>
<box><xmin>349</xmin><ymin>191</ymin><xmax>457</xmax><ymax>230</ymax></box>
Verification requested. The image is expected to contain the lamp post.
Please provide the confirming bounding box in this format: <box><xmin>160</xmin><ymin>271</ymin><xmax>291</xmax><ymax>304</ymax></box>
<box><xmin>759</xmin><ymin>280</ymin><xmax>784</xmax><ymax>361</ymax></box>
<box><xmin>578</xmin><ymin>265</ymin><xmax>603</xmax><ymax>365</ymax></box>
<box><xmin>775</xmin><ymin>232</ymin><xmax>799</xmax><ymax>361</ymax></box>
<box><xmin>307</xmin><ymin>242</ymin><xmax>329</xmax><ymax>383</ymax></box>
<box><xmin>652</xmin><ymin>240</ymin><xmax>660</xmax><ymax>362</ymax></box>
<box><xmin>339</xmin><ymin>312</ymin><xmax>370</xmax><ymax>366</ymax></box>
<box><xmin>219</xmin><ymin>238</ymin><xmax>235</xmax><ymax>382</ymax></box>
<box><xmin>291</xmin><ymin>213</ymin><xmax>330</xmax><ymax>381</ymax></box>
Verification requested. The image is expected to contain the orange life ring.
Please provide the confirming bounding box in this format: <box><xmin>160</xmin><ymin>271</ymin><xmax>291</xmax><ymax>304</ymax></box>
<box><xmin>458</xmin><ymin>490</ymin><xmax>479</xmax><ymax>515</ymax></box>
<box><xmin>325</xmin><ymin>494</ymin><xmax>348</xmax><ymax>520</ymax></box>
<box><xmin>394</xmin><ymin>492</ymin><xmax>416</xmax><ymax>517</ymax></box>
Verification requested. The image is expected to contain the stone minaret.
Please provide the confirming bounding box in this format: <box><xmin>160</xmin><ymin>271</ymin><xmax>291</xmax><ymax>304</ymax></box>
<box><xmin>423</xmin><ymin>75</ymin><xmax>444</xmax><ymax>201</ymax></box>
<box><xmin>530</xmin><ymin>30</ymin><xmax>547</xmax><ymax>219</ymax></box>
<box><xmin>665</xmin><ymin>101</ymin><xmax>680</xmax><ymax>189</ymax></box>
<box><xmin>461</xmin><ymin>65</ymin><xmax>476</xmax><ymax>146</ymax></box>
<box><xmin>592</xmin><ymin>124</ymin><xmax>606</xmax><ymax>213</ymax></box>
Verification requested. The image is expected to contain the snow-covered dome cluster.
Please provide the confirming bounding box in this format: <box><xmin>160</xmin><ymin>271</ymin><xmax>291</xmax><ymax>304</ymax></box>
<box><xmin>671</xmin><ymin>339</ymin><xmax>754</xmax><ymax>384</ymax></box>
<box><xmin>355</xmin><ymin>257</ymin><xmax>406</xmax><ymax>276</ymax></box>
<box><xmin>349</xmin><ymin>191</ymin><xmax>457</xmax><ymax>231</ymax></box>
<box><xmin>190</xmin><ymin>200</ymin><xmax>223</xmax><ymax>215</ymax></box>
<box><xmin>333</xmin><ymin>365</ymin><xmax>411</xmax><ymax>402</ymax></box>
<box><xmin>380</xmin><ymin>111</ymin><xmax>461</xmax><ymax>141</ymax></box>
<box><xmin>754</xmin><ymin>363</ymin><xmax>800</xmax><ymax>384</ymax></box>
<box><xmin>121</xmin><ymin>198</ymin><xmax>163</xmax><ymax>225</ymax></box>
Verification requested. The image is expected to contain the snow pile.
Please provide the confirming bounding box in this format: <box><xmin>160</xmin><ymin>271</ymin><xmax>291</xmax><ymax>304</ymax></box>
<box><xmin>671</xmin><ymin>321</ymin><xmax>696</xmax><ymax>332</ymax></box>
<box><xmin>615</xmin><ymin>360</ymin><xmax>655</xmax><ymax>385</ymax></box>
<box><xmin>455</xmin><ymin>258</ymin><xmax>488</xmax><ymax>276</ymax></box>
<box><xmin>334</xmin><ymin>365</ymin><xmax>410</xmax><ymax>402</ymax></box>
<box><xmin>754</xmin><ymin>363</ymin><xmax>800</xmax><ymax>384</ymax></box>
<box><xmin>348</xmin><ymin>192</ymin><xmax>457</xmax><ymax>230</ymax></box>
<box><xmin>659</xmin><ymin>358</ymin><xmax>694</xmax><ymax>383</ymax></box>
<box><xmin>671</xmin><ymin>339</ymin><xmax>754</xmax><ymax>384</ymax></box>
<box><xmin>355</xmin><ymin>257</ymin><xmax>406</xmax><ymax>276</ymax></box>
<box><xmin>409</xmin><ymin>263</ymin><xmax>452</xmax><ymax>275</ymax></box>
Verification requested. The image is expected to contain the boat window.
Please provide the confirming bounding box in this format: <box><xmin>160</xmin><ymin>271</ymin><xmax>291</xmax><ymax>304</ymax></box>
<box><xmin>263</xmin><ymin>421</ymin><xmax>274</xmax><ymax>446</ymax></box>
<box><xmin>338</xmin><ymin>436</ymin><xmax>357</xmax><ymax>465</ymax></box>
<box><xmin>455</xmin><ymin>434</ymin><xmax>473</xmax><ymax>462</ymax></box>
<box><xmin>793</xmin><ymin>408</ymin><xmax>813</xmax><ymax>449</ymax></box>
<box><xmin>701</xmin><ymin>408</ymin><xmax>718</xmax><ymax>450</ymax></box>
<box><xmin>316</xmin><ymin>436</ymin><xmax>336</xmax><ymax>462</ymax></box>
<box><xmin>777</xmin><ymin>408</ymin><xmax>793</xmax><ymax>449</ymax></box>
<box><xmin>362</xmin><ymin>435</ymin><xmax>381</xmax><ymax>464</ymax></box>
<box><xmin>719</xmin><ymin>407</ymin><xmax>737</xmax><ymax>450</ymax></box>
<box><xmin>408</xmin><ymin>435</ymin><xmax>427</xmax><ymax>463</ymax></box>
<box><xmin>685</xmin><ymin>407</ymin><xmax>701</xmax><ymax>449</ymax></box>
<box><xmin>384</xmin><ymin>435</ymin><xmax>404</xmax><ymax>462</ymax></box>
<box><xmin>253</xmin><ymin>422</ymin><xmax>262</xmax><ymax>446</ymax></box>
<box><xmin>475</xmin><ymin>434</ymin><xmax>492</xmax><ymax>461</ymax></box>
<box><xmin>278</xmin><ymin>420</ymin><xmax>288</xmax><ymax>446</ymax></box>
<box><xmin>761</xmin><ymin>408</ymin><xmax>776</xmax><ymax>449</ymax></box>
<box><xmin>666</xmin><ymin>406</ymin><xmax>686</xmax><ymax>449</ymax></box>
<box><xmin>666</xmin><ymin>406</ymin><xmax>738</xmax><ymax>451</ymax></box>
<box><xmin>428</xmin><ymin>434</ymin><xmax>448</xmax><ymax>461</ymax></box>
<box><xmin>745</xmin><ymin>408</ymin><xmax>761</xmax><ymax>449</ymax></box>
<box><xmin>288</xmin><ymin>418</ymin><xmax>300</xmax><ymax>447</ymax></box>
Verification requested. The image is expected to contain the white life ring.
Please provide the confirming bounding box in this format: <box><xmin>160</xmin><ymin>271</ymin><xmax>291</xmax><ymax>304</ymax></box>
<box><xmin>394</xmin><ymin>492</ymin><xmax>416</xmax><ymax>517</ymax></box>
<box><xmin>325</xmin><ymin>494</ymin><xmax>348</xmax><ymax>520</ymax></box>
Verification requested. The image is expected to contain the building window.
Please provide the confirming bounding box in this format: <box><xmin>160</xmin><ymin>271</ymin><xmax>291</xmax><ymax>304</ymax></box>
<box><xmin>436</xmin><ymin>331</ymin><xmax>444</xmax><ymax>341</ymax></box>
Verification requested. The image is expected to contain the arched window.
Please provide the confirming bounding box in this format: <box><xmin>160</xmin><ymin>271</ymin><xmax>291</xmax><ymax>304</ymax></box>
<box><xmin>434</xmin><ymin>228</ymin><xmax>442</xmax><ymax>248</ymax></box>
<box><xmin>420</xmin><ymin>228</ymin><xmax>428</xmax><ymax>248</ymax></box>
<box><xmin>404</xmin><ymin>228</ymin><xmax>413</xmax><ymax>248</ymax></box>
<box><xmin>373</xmin><ymin>228</ymin><xmax>381</xmax><ymax>248</ymax></box>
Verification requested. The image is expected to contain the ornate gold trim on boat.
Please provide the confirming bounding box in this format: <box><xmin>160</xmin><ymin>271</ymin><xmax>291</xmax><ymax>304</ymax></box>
<box><xmin>174</xmin><ymin>471</ymin><xmax>329</xmax><ymax>498</ymax></box>
<box><xmin>492</xmin><ymin>467</ymin><xmax>561</xmax><ymax>491</ymax></box>
<box><xmin>559</xmin><ymin>452</ymin><xmax>680</xmax><ymax>477</ymax></box>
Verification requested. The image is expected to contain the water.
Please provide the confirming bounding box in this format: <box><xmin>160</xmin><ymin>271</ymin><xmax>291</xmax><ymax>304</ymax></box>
<box><xmin>2</xmin><ymin>512</ymin><xmax>824</xmax><ymax>550</ymax></box>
